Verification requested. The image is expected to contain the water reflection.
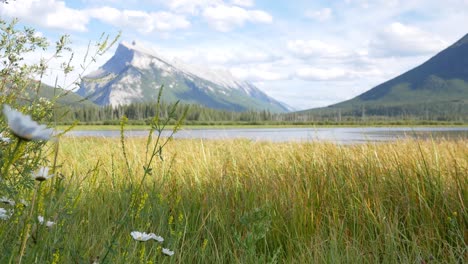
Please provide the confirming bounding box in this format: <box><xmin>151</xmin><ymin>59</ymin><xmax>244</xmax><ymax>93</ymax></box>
<box><xmin>65</xmin><ymin>127</ymin><xmax>468</xmax><ymax>144</ymax></box>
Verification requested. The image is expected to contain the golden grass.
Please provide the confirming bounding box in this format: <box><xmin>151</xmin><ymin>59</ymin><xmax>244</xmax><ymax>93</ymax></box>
<box><xmin>2</xmin><ymin>137</ymin><xmax>466</xmax><ymax>263</ymax></box>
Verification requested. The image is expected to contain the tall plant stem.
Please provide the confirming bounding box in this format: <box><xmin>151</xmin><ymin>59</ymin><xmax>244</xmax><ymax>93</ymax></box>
<box><xmin>17</xmin><ymin>182</ymin><xmax>40</xmax><ymax>264</ymax></box>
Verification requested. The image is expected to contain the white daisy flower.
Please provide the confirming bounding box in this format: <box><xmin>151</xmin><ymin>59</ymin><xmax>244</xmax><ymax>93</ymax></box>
<box><xmin>150</xmin><ymin>233</ymin><xmax>164</xmax><ymax>243</ymax></box>
<box><xmin>0</xmin><ymin>208</ymin><xmax>12</xmax><ymax>220</ymax></box>
<box><xmin>131</xmin><ymin>231</ymin><xmax>154</xmax><ymax>242</ymax></box>
<box><xmin>38</xmin><ymin>215</ymin><xmax>55</xmax><ymax>227</ymax></box>
<box><xmin>2</xmin><ymin>104</ymin><xmax>54</xmax><ymax>141</ymax></box>
<box><xmin>32</xmin><ymin>167</ymin><xmax>54</xmax><ymax>182</ymax></box>
<box><xmin>0</xmin><ymin>196</ymin><xmax>15</xmax><ymax>206</ymax></box>
<box><xmin>0</xmin><ymin>133</ymin><xmax>10</xmax><ymax>143</ymax></box>
<box><xmin>130</xmin><ymin>231</ymin><xmax>164</xmax><ymax>242</ymax></box>
<box><xmin>45</xmin><ymin>221</ymin><xmax>55</xmax><ymax>227</ymax></box>
<box><xmin>19</xmin><ymin>199</ymin><xmax>29</xmax><ymax>206</ymax></box>
<box><xmin>162</xmin><ymin>248</ymin><xmax>174</xmax><ymax>256</ymax></box>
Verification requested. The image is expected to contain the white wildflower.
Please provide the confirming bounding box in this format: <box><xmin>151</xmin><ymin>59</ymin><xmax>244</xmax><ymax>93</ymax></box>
<box><xmin>19</xmin><ymin>199</ymin><xmax>29</xmax><ymax>206</ymax></box>
<box><xmin>162</xmin><ymin>248</ymin><xmax>174</xmax><ymax>256</ymax></box>
<box><xmin>38</xmin><ymin>215</ymin><xmax>55</xmax><ymax>227</ymax></box>
<box><xmin>0</xmin><ymin>196</ymin><xmax>15</xmax><ymax>206</ymax></box>
<box><xmin>0</xmin><ymin>208</ymin><xmax>12</xmax><ymax>220</ymax></box>
<box><xmin>131</xmin><ymin>231</ymin><xmax>153</xmax><ymax>242</ymax></box>
<box><xmin>2</xmin><ymin>104</ymin><xmax>54</xmax><ymax>141</ymax></box>
<box><xmin>32</xmin><ymin>167</ymin><xmax>54</xmax><ymax>182</ymax></box>
<box><xmin>130</xmin><ymin>231</ymin><xmax>164</xmax><ymax>242</ymax></box>
<box><xmin>0</xmin><ymin>133</ymin><xmax>10</xmax><ymax>143</ymax></box>
<box><xmin>150</xmin><ymin>233</ymin><xmax>164</xmax><ymax>243</ymax></box>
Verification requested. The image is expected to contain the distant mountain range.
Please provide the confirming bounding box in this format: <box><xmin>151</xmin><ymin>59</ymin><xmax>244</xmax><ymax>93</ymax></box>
<box><xmin>304</xmin><ymin>33</ymin><xmax>468</xmax><ymax>119</ymax></box>
<box><xmin>76</xmin><ymin>41</ymin><xmax>291</xmax><ymax>113</ymax></box>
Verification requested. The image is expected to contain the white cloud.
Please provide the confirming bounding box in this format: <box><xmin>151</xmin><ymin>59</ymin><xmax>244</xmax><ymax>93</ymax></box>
<box><xmin>0</xmin><ymin>0</ymin><xmax>89</xmax><ymax>32</ymax></box>
<box><xmin>87</xmin><ymin>7</ymin><xmax>190</xmax><ymax>33</ymax></box>
<box><xmin>305</xmin><ymin>8</ymin><xmax>332</xmax><ymax>22</ymax></box>
<box><xmin>370</xmin><ymin>22</ymin><xmax>447</xmax><ymax>56</ymax></box>
<box><xmin>295</xmin><ymin>68</ymin><xmax>351</xmax><ymax>81</ymax></box>
<box><xmin>164</xmin><ymin>0</ymin><xmax>221</xmax><ymax>14</ymax></box>
<box><xmin>202</xmin><ymin>5</ymin><xmax>272</xmax><ymax>32</ymax></box>
<box><xmin>199</xmin><ymin>50</ymin><xmax>279</xmax><ymax>65</ymax></box>
<box><xmin>230</xmin><ymin>66</ymin><xmax>290</xmax><ymax>82</ymax></box>
<box><xmin>287</xmin><ymin>39</ymin><xmax>348</xmax><ymax>59</ymax></box>
<box><xmin>231</xmin><ymin>0</ymin><xmax>254</xmax><ymax>7</ymax></box>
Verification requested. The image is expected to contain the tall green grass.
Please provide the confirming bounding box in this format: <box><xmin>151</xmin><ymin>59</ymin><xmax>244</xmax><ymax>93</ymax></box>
<box><xmin>2</xmin><ymin>137</ymin><xmax>464</xmax><ymax>263</ymax></box>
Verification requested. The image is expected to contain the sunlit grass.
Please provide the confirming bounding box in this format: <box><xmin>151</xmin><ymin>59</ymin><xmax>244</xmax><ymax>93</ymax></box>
<box><xmin>49</xmin><ymin>138</ymin><xmax>468</xmax><ymax>263</ymax></box>
<box><xmin>1</xmin><ymin>136</ymin><xmax>466</xmax><ymax>263</ymax></box>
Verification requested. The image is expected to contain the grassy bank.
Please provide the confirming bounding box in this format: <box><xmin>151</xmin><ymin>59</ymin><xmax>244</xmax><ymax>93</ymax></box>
<box><xmin>1</xmin><ymin>137</ymin><xmax>467</xmax><ymax>263</ymax></box>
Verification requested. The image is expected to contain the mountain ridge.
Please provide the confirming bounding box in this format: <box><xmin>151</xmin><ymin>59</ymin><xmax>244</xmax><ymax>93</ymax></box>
<box><xmin>76</xmin><ymin>41</ymin><xmax>291</xmax><ymax>113</ymax></box>
<box><xmin>301</xmin><ymin>33</ymin><xmax>468</xmax><ymax>120</ymax></box>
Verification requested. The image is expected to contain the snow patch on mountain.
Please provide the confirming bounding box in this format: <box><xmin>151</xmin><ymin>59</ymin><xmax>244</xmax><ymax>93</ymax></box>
<box><xmin>121</xmin><ymin>41</ymin><xmax>255</xmax><ymax>95</ymax></box>
<box><xmin>78</xmin><ymin>41</ymin><xmax>290</xmax><ymax>112</ymax></box>
<box><xmin>109</xmin><ymin>74</ymin><xmax>143</xmax><ymax>106</ymax></box>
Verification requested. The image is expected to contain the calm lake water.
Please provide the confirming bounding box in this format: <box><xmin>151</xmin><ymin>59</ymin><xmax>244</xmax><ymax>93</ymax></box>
<box><xmin>65</xmin><ymin>127</ymin><xmax>468</xmax><ymax>144</ymax></box>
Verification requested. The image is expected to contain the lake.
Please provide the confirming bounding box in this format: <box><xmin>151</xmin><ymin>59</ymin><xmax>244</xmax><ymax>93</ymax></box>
<box><xmin>65</xmin><ymin>127</ymin><xmax>468</xmax><ymax>144</ymax></box>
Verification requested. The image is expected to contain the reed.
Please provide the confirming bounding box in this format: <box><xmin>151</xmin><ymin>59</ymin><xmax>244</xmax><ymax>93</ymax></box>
<box><xmin>2</xmin><ymin>137</ymin><xmax>463</xmax><ymax>263</ymax></box>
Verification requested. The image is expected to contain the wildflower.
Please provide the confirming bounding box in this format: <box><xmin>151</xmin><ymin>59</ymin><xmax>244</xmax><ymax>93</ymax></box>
<box><xmin>151</xmin><ymin>234</ymin><xmax>164</xmax><ymax>243</ymax></box>
<box><xmin>19</xmin><ymin>199</ymin><xmax>29</xmax><ymax>207</ymax></box>
<box><xmin>131</xmin><ymin>231</ymin><xmax>154</xmax><ymax>242</ymax></box>
<box><xmin>0</xmin><ymin>208</ymin><xmax>12</xmax><ymax>220</ymax></box>
<box><xmin>0</xmin><ymin>133</ymin><xmax>10</xmax><ymax>143</ymax></box>
<box><xmin>0</xmin><ymin>196</ymin><xmax>15</xmax><ymax>206</ymax></box>
<box><xmin>2</xmin><ymin>104</ymin><xmax>53</xmax><ymax>141</ymax></box>
<box><xmin>32</xmin><ymin>167</ymin><xmax>54</xmax><ymax>182</ymax></box>
<box><xmin>38</xmin><ymin>216</ymin><xmax>55</xmax><ymax>227</ymax></box>
<box><xmin>130</xmin><ymin>231</ymin><xmax>164</xmax><ymax>242</ymax></box>
<box><xmin>162</xmin><ymin>248</ymin><xmax>174</xmax><ymax>256</ymax></box>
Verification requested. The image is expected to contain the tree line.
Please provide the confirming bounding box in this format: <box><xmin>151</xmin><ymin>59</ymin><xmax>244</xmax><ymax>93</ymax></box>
<box><xmin>55</xmin><ymin>100</ymin><xmax>467</xmax><ymax>126</ymax></box>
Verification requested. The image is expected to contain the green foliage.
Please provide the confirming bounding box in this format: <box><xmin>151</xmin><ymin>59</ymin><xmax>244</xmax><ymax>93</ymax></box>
<box><xmin>0</xmin><ymin>17</ymin><xmax>119</xmax><ymax>262</ymax></box>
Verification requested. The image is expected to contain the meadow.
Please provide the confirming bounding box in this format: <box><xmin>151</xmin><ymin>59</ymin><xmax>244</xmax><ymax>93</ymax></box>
<box><xmin>1</xmin><ymin>135</ymin><xmax>466</xmax><ymax>263</ymax></box>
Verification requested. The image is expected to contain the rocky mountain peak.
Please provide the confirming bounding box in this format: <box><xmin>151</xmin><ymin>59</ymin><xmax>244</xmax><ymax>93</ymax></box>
<box><xmin>76</xmin><ymin>41</ymin><xmax>291</xmax><ymax>112</ymax></box>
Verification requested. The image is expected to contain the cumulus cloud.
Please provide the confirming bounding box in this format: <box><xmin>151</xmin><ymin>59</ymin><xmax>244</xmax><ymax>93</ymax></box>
<box><xmin>305</xmin><ymin>8</ymin><xmax>332</xmax><ymax>22</ymax></box>
<box><xmin>153</xmin><ymin>45</ymin><xmax>281</xmax><ymax>69</ymax></box>
<box><xmin>87</xmin><ymin>7</ymin><xmax>190</xmax><ymax>33</ymax></box>
<box><xmin>370</xmin><ymin>22</ymin><xmax>448</xmax><ymax>56</ymax></box>
<box><xmin>231</xmin><ymin>0</ymin><xmax>255</xmax><ymax>7</ymax></box>
<box><xmin>230</xmin><ymin>66</ymin><xmax>290</xmax><ymax>82</ymax></box>
<box><xmin>287</xmin><ymin>39</ymin><xmax>348</xmax><ymax>59</ymax></box>
<box><xmin>203</xmin><ymin>5</ymin><xmax>272</xmax><ymax>32</ymax></box>
<box><xmin>0</xmin><ymin>0</ymin><xmax>89</xmax><ymax>32</ymax></box>
<box><xmin>199</xmin><ymin>50</ymin><xmax>279</xmax><ymax>65</ymax></box>
<box><xmin>295</xmin><ymin>68</ymin><xmax>351</xmax><ymax>81</ymax></box>
<box><xmin>164</xmin><ymin>0</ymin><xmax>221</xmax><ymax>14</ymax></box>
<box><xmin>0</xmin><ymin>0</ymin><xmax>190</xmax><ymax>33</ymax></box>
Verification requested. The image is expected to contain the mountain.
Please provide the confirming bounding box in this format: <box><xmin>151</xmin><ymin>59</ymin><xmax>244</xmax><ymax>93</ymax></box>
<box><xmin>77</xmin><ymin>41</ymin><xmax>291</xmax><ymax>113</ymax></box>
<box><xmin>303</xmin><ymin>33</ymin><xmax>468</xmax><ymax>119</ymax></box>
<box><xmin>34</xmin><ymin>83</ymin><xmax>96</xmax><ymax>107</ymax></box>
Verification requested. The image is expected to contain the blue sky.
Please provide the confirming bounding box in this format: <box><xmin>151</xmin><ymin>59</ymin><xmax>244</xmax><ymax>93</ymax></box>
<box><xmin>1</xmin><ymin>0</ymin><xmax>467</xmax><ymax>109</ymax></box>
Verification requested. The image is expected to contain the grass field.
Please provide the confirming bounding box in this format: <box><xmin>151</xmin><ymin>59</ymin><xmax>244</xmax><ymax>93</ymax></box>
<box><xmin>1</xmin><ymin>137</ymin><xmax>467</xmax><ymax>263</ymax></box>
